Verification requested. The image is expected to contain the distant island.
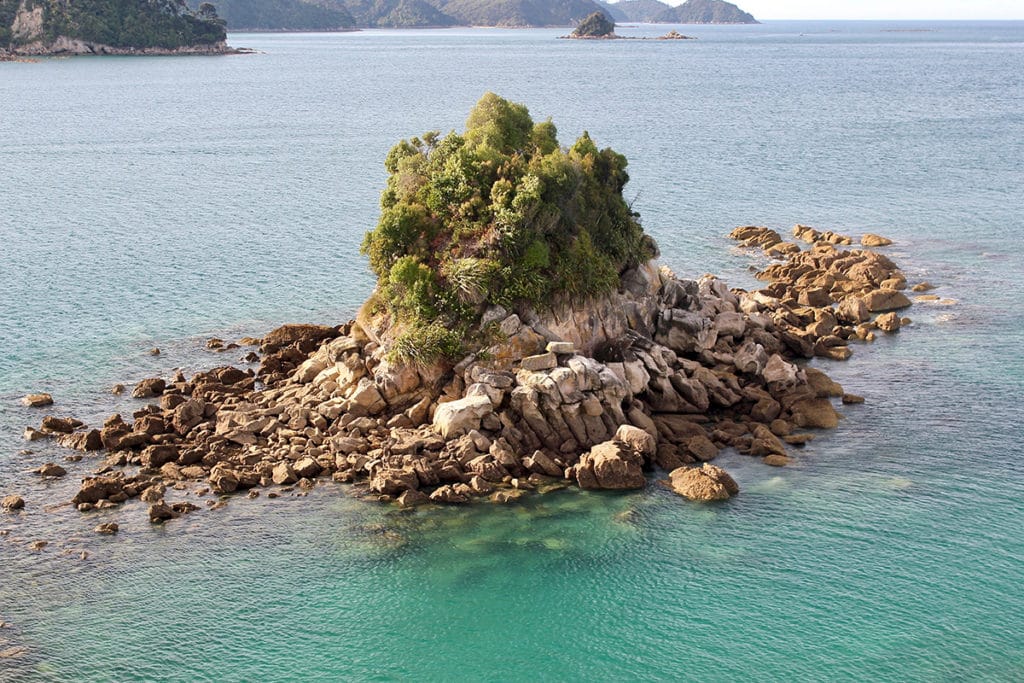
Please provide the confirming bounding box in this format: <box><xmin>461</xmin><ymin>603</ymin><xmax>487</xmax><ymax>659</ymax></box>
<box><xmin>561</xmin><ymin>12</ymin><xmax>697</xmax><ymax>40</ymax></box>
<box><xmin>0</xmin><ymin>0</ymin><xmax>233</xmax><ymax>56</ymax></box>
<box><xmin>173</xmin><ymin>0</ymin><xmax>757</xmax><ymax>32</ymax></box>
<box><xmin>597</xmin><ymin>0</ymin><xmax>757</xmax><ymax>24</ymax></box>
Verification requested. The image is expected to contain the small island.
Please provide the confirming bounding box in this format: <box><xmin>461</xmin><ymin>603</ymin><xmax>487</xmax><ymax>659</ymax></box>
<box><xmin>7</xmin><ymin>94</ymin><xmax>921</xmax><ymax>528</ymax></box>
<box><xmin>0</xmin><ymin>0</ymin><xmax>235</xmax><ymax>56</ymax></box>
<box><xmin>568</xmin><ymin>10</ymin><xmax>617</xmax><ymax>38</ymax></box>
<box><xmin>561</xmin><ymin>13</ymin><xmax>696</xmax><ymax>41</ymax></box>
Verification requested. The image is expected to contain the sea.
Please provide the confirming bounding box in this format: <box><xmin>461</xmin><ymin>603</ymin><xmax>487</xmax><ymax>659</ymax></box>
<box><xmin>1</xmin><ymin>20</ymin><xmax>1022</xmax><ymax>682</ymax></box>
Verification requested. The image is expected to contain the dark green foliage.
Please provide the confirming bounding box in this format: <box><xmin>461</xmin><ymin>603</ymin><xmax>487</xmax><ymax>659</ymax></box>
<box><xmin>605</xmin><ymin>0</ymin><xmax>668</xmax><ymax>23</ymax></box>
<box><xmin>0</xmin><ymin>0</ymin><xmax>16</xmax><ymax>45</ymax></box>
<box><xmin>654</xmin><ymin>0</ymin><xmax>757</xmax><ymax>24</ymax></box>
<box><xmin>389</xmin><ymin>320</ymin><xmax>465</xmax><ymax>365</ymax></box>
<box><xmin>362</xmin><ymin>92</ymin><xmax>654</xmax><ymax>362</ymax></box>
<box><xmin>572</xmin><ymin>10</ymin><xmax>613</xmax><ymax>37</ymax></box>
<box><xmin>342</xmin><ymin>0</ymin><xmax>457</xmax><ymax>27</ymax></box>
<box><xmin>201</xmin><ymin>0</ymin><xmax>355</xmax><ymax>30</ymax></box>
<box><xmin>2</xmin><ymin>0</ymin><xmax>226</xmax><ymax>50</ymax></box>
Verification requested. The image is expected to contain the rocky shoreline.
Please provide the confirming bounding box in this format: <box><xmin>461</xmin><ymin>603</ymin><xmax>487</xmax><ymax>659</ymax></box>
<box><xmin>0</xmin><ymin>40</ymin><xmax>247</xmax><ymax>57</ymax></box>
<box><xmin>9</xmin><ymin>225</ymin><xmax>920</xmax><ymax>530</ymax></box>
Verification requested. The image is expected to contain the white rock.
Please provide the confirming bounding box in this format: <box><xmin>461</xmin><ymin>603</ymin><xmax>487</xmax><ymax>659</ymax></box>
<box><xmin>432</xmin><ymin>395</ymin><xmax>493</xmax><ymax>439</ymax></box>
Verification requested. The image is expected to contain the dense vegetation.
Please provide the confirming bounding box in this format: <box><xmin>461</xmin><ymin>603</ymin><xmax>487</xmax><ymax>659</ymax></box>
<box><xmin>362</xmin><ymin>93</ymin><xmax>654</xmax><ymax>364</ymax></box>
<box><xmin>201</xmin><ymin>0</ymin><xmax>612</xmax><ymax>29</ymax></box>
<box><xmin>572</xmin><ymin>11</ymin><xmax>614</xmax><ymax>37</ymax></box>
<box><xmin>598</xmin><ymin>0</ymin><xmax>665</xmax><ymax>23</ymax></box>
<box><xmin>342</xmin><ymin>0</ymin><xmax>456</xmax><ymax>28</ymax></box>
<box><xmin>654</xmin><ymin>0</ymin><xmax>756</xmax><ymax>24</ymax></box>
<box><xmin>202</xmin><ymin>0</ymin><xmax>355</xmax><ymax>31</ymax></box>
<box><xmin>0</xmin><ymin>0</ymin><xmax>17</xmax><ymax>45</ymax></box>
<box><xmin>1</xmin><ymin>0</ymin><xmax>226</xmax><ymax>50</ymax></box>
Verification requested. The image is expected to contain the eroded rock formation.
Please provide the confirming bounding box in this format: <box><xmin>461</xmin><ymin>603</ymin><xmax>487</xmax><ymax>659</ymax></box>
<box><xmin>23</xmin><ymin>225</ymin><xmax>918</xmax><ymax>520</ymax></box>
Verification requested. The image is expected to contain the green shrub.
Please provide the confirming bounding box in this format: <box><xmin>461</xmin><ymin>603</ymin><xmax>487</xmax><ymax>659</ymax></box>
<box><xmin>361</xmin><ymin>92</ymin><xmax>655</xmax><ymax>363</ymax></box>
<box><xmin>388</xmin><ymin>321</ymin><xmax>465</xmax><ymax>367</ymax></box>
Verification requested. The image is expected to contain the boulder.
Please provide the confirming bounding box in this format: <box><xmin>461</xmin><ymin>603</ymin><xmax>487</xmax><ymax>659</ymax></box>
<box><xmin>94</xmin><ymin>522</ymin><xmax>119</xmax><ymax>534</ymax></box>
<box><xmin>397</xmin><ymin>489</ymin><xmax>431</xmax><ymax>508</ymax></box>
<box><xmin>148</xmin><ymin>502</ymin><xmax>176</xmax><ymax>523</ymax></box>
<box><xmin>40</xmin><ymin>416</ymin><xmax>76</xmax><ymax>433</ymax></box>
<box><xmin>546</xmin><ymin>341</ymin><xmax>576</xmax><ymax>355</ymax></box>
<box><xmin>797</xmin><ymin>287</ymin><xmax>831</xmax><ymax>308</ymax></box>
<box><xmin>35</xmin><ymin>463</ymin><xmax>67</xmax><ymax>478</ymax></box>
<box><xmin>261</xmin><ymin>323</ymin><xmax>339</xmax><ymax>352</ymax></box>
<box><xmin>523</xmin><ymin>450</ymin><xmax>564</xmax><ymax>478</ymax></box>
<box><xmin>574</xmin><ymin>441</ymin><xmax>645</xmax><ymax>490</ymax></box>
<box><xmin>349</xmin><ymin>379</ymin><xmax>387</xmax><ymax>415</ymax></box>
<box><xmin>686</xmin><ymin>434</ymin><xmax>719</xmax><ymax>462</ymax></box>
<box><xmin>861</xmin><ymin>233</ymin><xmax>893</xmax><ymax>247</ymax></box>
<box><xmin>790</xmin><ymin>398</ymin><xmax>840</xmax><ymax>429</ymax></box>
<box><xmin>72</xmin><ymin>477</ymin><xmax>125</xmax><ymax>505</ymax></box>
<box><xmin>521</xmin><ymin>352</ymin><xmax>557</xmax><ymax>371</ymax></box>
<box><xmin>369</xmin><ymin>468</ymin><xmax>419</xmax><ymax>495</ymax></box>
<box><xmin>209</xmin><ymin>465</ymin><xmax>240</xmax><ymax>494</ymax></box>
<box><xmin>733</xmin><ymin>341</ymin><xmax>768</xmax><ymax>375</ymax></box>
<box><xmin>271</xmin><ymin>462</ymin><xmax>298</xmax><ymax>486</ymax></box>
<box><xmin>21</xmin><ymin>393</ymin><xmax>53</xmax><ymax>407</ymax></box>
<box><xmin>131</xmin><ymin>378</ymin><xmax>166</xmax><ymax>399</ymax></box>
<box><xmin>836</xmin><ymin>296</ymin><xmax>870</xmax><ymax>324</ymax></box>
<box><xmin>861</xmin><ymin>289</ymin><xmax>912</xmax><ymax>312</ymax></box>
<box><xmin>429</xmin><ymin>484</ymin><xmax>470</xmax><ymax>504</ymax></box>
<box><xmin>613</xmin><ymin>424</ymin><xmax>656</xmax><ymax>458</ymax></box>
<box><xmin>171</xmin><ymin>399</ymin><xmax>206</xmax><ymax>435</ymax></box>
<box><xmin>432</xmin><ymin>395</ymin><xmax>493</xmax><ymax>439</ymax></box>
<box><xmin>875</xmin><ymin>312</ymin><xmax>902</xmax><ymax>333</ymax></box>
<box><xmin>23</xmin><ymin>427</ymin><xmax>46</xmax><ymax>441</ymax></box>
<box><xmin>140</xmin><ymin>484</ymin><xmax>166</xmax><ymax>503</ymax></box>
<box><xmin>667</xmin><ymin>464</ymin><xmax>739</xmax><ymax>501</ymax></box>
<box><xmin>293</xmin><ymin>457</ymin><xmax>322</xmax><ymax>480</ymax></box>
<box><xmin>57</xmin><ymin>429</ymin><xmax>103</xmax><ymax>451</ymax></box>
<box><xmin>140</xmin><ymin>445</ymin><xmax>179</xmax><ymax>469</ymax></box>
<box><xmin>2</xmin><ymin>495</ymin><xmax>25</xmax><ymax>511</ymax></box>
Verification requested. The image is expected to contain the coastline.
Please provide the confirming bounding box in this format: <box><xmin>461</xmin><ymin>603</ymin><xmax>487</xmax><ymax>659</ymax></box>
<box><xmin>2</xmin><ymin>39</ymin><xmax>250</xmax><ymax>57</ymax></box>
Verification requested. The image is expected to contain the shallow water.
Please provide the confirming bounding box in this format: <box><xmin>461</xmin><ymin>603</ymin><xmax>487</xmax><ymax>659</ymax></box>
<box><xmin>1</xmin><ymin>21</ymin><xmax>1023</xmax><ymax>681</ymax></box>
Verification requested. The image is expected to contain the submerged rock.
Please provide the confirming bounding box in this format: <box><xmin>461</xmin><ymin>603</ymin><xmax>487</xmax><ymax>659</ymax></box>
<box><xmin>21</xmin><ymin>393</ymin><xmax>53</xmax><ymax>407</ymax></box>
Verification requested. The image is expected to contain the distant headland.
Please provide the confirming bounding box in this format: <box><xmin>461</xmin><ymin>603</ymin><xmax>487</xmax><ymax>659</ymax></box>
<box><xmin>0</xmin><ymin>0</ymin><xmax>758</xmax><ymax>52</ymax></box>
<box><xmin>176</xmin><ymin>0</ymin><xmax>757</xmax><ymax>33</ymax></box>
<box><xmin>0</xmin><ymin>0</ymin><xmax>235</xmax><ymax>57</ymax></box>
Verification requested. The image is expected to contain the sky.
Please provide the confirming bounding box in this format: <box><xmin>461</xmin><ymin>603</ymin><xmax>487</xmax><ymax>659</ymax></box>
<box><xmin>657</xmin><ymin>0</ymin><xmax>1024</xmax><ymax>20</ymax></box>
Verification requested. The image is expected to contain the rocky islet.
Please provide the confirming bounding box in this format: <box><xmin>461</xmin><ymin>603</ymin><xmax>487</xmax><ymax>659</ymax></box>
<box><xmin>7</xmin><ymin>223</ymin><xmax>927</xmax><ymax>528</ymax></box>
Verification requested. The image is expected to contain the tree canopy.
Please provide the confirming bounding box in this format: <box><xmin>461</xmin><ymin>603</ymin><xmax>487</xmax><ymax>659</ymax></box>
<box><xmin>572</xmin><ymin>11</ymin><xmax>614</xmax><ymax>37</ymax></box>
<box><xmin>362</xmin><ymin>92</ymin><xmax>654</xmax><ymax>363</ymax></box>
<box><xmin>1</xmin><ymin>0</ymin><xmax>227</xmax><ymax>50</ymax></box>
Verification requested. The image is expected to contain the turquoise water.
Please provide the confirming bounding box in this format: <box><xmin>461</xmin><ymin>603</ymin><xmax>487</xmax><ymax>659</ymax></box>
<box><xmin>2</xmin><ymin>21</ymin><xmax>1024</xmax><ymax>681</ymax></box>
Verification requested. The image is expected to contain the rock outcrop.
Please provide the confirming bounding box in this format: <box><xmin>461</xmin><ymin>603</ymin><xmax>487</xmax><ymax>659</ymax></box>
<box><xmin>36</xmin><ymin>224</ymin><xmax>914</xmax><ymax>520</ymax></box>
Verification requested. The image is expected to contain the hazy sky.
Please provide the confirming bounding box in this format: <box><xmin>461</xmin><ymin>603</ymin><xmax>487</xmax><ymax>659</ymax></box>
<box><xmin>659</xmin><ymin>1</ymin><xmax>1024</xmax><ymax>20</ymax></box>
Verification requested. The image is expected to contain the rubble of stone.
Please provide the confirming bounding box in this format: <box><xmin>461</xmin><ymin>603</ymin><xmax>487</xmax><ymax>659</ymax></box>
<box><xmin>28</xmin><ymin>225</ymin><xmax>918</xmax><ymax>519</ymax></box>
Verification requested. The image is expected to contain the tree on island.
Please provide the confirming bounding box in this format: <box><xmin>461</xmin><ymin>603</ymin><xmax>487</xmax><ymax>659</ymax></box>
<box><xmin>572</xmin><ymin>11</ymin><xmax>615</xmax><ymax>37</ymax></box>
<box><xmin>361</xmin><ymin>92</ymin><xmax>655</xmax><ymax>364</ymax></box>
